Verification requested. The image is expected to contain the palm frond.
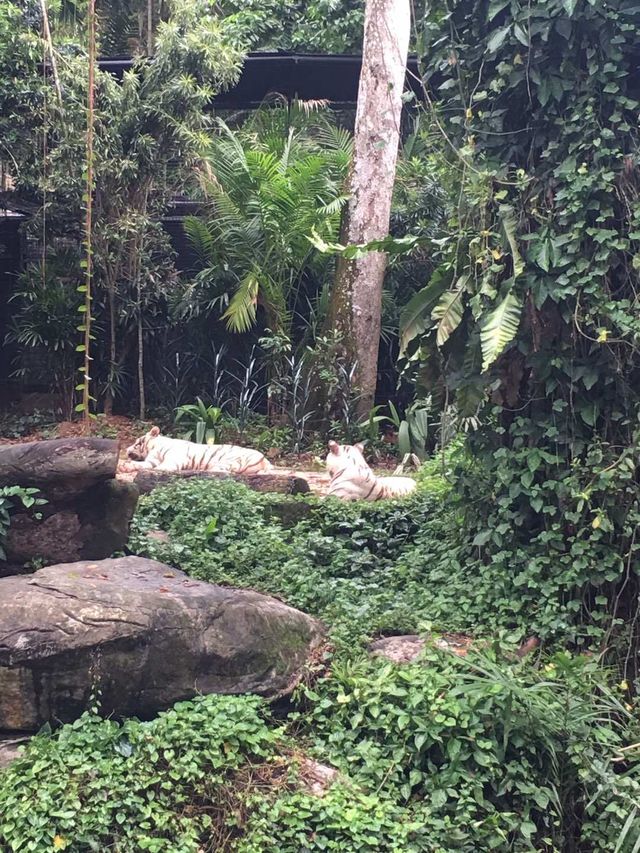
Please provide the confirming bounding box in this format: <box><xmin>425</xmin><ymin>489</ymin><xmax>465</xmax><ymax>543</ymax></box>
<box><xmin>222</xmin><ymin>272</ymin><xmax>260</xmax><ymax>333</ymax></box>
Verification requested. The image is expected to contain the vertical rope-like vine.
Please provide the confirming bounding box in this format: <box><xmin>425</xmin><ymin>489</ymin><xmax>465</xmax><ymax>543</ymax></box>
<box><xmin>78</xmin><ymin>0</ymin><xmax>96</xmax><ymax>429</ymax></box>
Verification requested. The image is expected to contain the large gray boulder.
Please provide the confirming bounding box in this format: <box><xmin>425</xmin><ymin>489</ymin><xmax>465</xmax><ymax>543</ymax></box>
<box><xmin>0</xmin><ymin>556</ymin><xmax>324</xmax><ymax>731</ymax></box>
<box><xmin>0</xmin><ymin>439</ymin><xmax>138</xmax><ymax>573</ymax></box>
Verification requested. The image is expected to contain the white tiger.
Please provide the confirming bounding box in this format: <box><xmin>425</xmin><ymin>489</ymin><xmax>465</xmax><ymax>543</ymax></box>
<box><xmin>325</xmin><ymin>441</ymin><xmax>416</xmax><ymax>501</ymax></box>
<box><xmin>124</xmin><ymin>426</ymin><xmax>272</xmax><ymax>474</ymax></box>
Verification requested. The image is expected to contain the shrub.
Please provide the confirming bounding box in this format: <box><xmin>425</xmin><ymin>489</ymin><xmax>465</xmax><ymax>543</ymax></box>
<box><xmin>0</xmin><ymin>695</ymin><xmax>278</xmax><ymax>852</ymax></box>
<box><xmin>296</xmin><ymin>648</ymin><xmax>640</xmax><ymax>852</ymax></box>
<box><xmin>128</xmin><ymin>477</ymin><xmax>455</xmax><ymax>647</ymax></box>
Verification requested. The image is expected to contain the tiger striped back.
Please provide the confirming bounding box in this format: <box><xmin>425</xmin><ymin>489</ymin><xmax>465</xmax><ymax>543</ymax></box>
<box><xmin>325</xmin><ymin>441</ymin><xmax>416</xmax><ymax>501</ymax></box>
<box><xmin>126</xmin><ymin>427</ymin><xmax>272</xmax><ymax>475</ymax></box>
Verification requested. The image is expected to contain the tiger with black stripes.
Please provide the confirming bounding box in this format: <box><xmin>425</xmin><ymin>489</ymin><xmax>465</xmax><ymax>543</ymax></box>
<box><xmin>325</xmin><ymin>440</ymin><xmax>416</xmax><ymax>501</ymax></box>
<box><xmin>124</xmin><ymin>426</ymin><xmax>272</xmax><ymax>474</ymax></box>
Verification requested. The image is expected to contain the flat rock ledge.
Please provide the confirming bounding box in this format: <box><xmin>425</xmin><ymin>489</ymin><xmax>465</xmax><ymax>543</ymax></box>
<box><xmin>0</xmin><ymin>438</ymin><xmax>137</xmax><ymax>572</ymax></box>
<box><xmin>121</xmin><ymin>468</ymin><xmax>312</xmax><ymax>496</ymax></box>
<box><xmin>369</xmin><ymin>633</ymin><xmax>472</xmax><ymax>664</ymax></box>
<box><xmin>0</xmin><ymin>556</ymin><xmax>324</xmax><ymax>732</ymax></box>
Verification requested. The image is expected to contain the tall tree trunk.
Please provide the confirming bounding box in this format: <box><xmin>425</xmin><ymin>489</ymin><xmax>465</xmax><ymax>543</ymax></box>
<box><xmin>325</xmin><ymin>0</ymin><xmax>410</xmax><ymax>415</ymax></box>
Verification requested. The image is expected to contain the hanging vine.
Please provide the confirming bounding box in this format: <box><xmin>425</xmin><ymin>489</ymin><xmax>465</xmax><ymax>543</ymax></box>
<box><xmin>77</xmin><ymin>0</ymin><xmax>96</xmax><ymax>427</ymax></box>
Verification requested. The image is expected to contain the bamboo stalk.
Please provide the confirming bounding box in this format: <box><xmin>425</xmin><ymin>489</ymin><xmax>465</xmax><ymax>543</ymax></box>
<box><xmin>81</xmin><ymin>0</ymin><xmax>96</xmax><ymax>431</ymax></box>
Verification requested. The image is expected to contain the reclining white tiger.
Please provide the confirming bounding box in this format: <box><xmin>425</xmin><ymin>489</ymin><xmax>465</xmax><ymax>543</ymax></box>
<box><xmin>325</xmin><ymin>440</ymin><xmax>416</xmax><ymax>501</ymax></box>
<box><xmin>123</xmin><ymin>426</ymin><xmax>272</xmax><ymax>474</ymax></box>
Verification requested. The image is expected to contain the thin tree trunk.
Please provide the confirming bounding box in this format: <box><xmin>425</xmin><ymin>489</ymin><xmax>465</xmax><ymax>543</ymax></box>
<box><xmin>104</xmin><ymin>282</ymin><xmax>116</xmax><ymax>416</ymax></box>
<box><xmin>325</xmin><ymin>0</ymin><xmax>410</xmax><ymax>415</ymax></box>
<box><xmin>39</xmin><ymin>0</ymin><xmax>62</xmax><ymax>105</ymax></box>
<box><xmin>135</xmin><ymin>250</ymin><xmax>145</xmax><ymax>420</ymax></box>
<box><xmin>81</xmin><ymin>0</ymin><xmax>96</xmax><ymax>432</ymax></box>
<box><xmin>147</xmin><ymin>0</ymin><xmax>154</xmax><ymax>55</ymax></box>
<box><xmin>137</xmin><ymin>307</ymin><xmax>145</xmax><ymax>420</ymax></box>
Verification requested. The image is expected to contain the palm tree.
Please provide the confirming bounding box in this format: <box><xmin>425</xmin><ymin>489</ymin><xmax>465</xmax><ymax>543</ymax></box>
<box><xmin>184</xmin><ymin>103</ymin><xmax>351</xmax><ymax>337</ymax></box>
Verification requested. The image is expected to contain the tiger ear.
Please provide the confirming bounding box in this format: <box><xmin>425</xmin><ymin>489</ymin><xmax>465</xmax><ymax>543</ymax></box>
<box><xmin>328</xmin><ymin>440</ymin><xmax>340</xmax><ymax>454</ymax></box>
<box><xmin>149</xmin><ymin>426</ymin><xmax>160</xmax><ymax>437</ymax></box>
<box><xmin>355</xmin><ymin>442</ymin><xmax>365</xmax><ymax>453</ymax></box>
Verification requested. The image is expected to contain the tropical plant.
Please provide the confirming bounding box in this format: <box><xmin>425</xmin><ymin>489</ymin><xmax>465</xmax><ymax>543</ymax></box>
<box><xmin>1</xmin><ymin>0</ymin><xmax>243</xmax><ymax>418</ymax></box>
<box><xmin>184</xmin><ymin>103</ymin><xmax>351</xmax><ymax>337</ymax></box>
<box><xmin>387</xmin><ymin>400</ymin><xmax>432</xmax><ymax>461</ymax></box>
<box><xmin>394</xmin><ymin>0</ymin><xmax>640</xmax><ymax>671</ymax></box>
<box><xmin>6</xmin><ymin>255</ymin><xmax>80</xmax><ymax>419</ymax></box>
<box><xmin>0</xmin><ymin>485</ymin><xmax>46</xmax><ymax>560</ymax></box>
<box><xmin>174</xmin><ymin>397</ymin><xmax>222</xmax><ymax>443</ymax></box>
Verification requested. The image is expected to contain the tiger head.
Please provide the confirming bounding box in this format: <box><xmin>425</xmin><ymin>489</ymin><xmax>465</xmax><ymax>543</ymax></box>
<box><xmin>325</xmin><ymin>440</ymin><xmax>368</xmax><ymax>476</ymax></box>
<box><xmin>126</xmin><ymin>426</ymin><xmax>161</xmax><ymax>460</ymax></box>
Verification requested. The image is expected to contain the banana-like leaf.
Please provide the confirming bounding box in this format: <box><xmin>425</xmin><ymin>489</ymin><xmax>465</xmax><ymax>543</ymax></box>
<box><xmin>399</xmin><ymin>266</ymin><xmax>452</xmax><ymax>356</ymax></box>
<box><xmin>499</xmin><ymin>204</ymin><xmax>524</xmax><ymax>278</ymax></box>
<box><xmin>480</xmin><ymin>289</ymin><xmax>522</xmax><ymax>371</ymax></box>
<box><xmin>432</xmin><ymin>287</ymin><xmax>465</xmax><ymax>347</ymax></box>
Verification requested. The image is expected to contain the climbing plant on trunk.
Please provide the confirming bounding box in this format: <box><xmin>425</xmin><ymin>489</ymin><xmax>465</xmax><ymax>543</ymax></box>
<box><xmin>395</xmin><ymin>0</ymin><xmax>640</xmax><ymax>662</ymax></box>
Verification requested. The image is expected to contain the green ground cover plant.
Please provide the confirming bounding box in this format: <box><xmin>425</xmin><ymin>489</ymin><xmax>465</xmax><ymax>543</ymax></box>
<box><xmin>2</xmin><ymin>476</ymin><xmax>640</xmax><ymax>851</ymax></box>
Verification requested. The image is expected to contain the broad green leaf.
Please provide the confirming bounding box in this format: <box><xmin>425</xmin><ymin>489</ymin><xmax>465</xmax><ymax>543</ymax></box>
<box><xmin>487</xmin><ymin>0</ymin><xmax>510</xmax><ymax>21</ymax></box>
<box><xmin>432</xmin><ymin>287</ymin><xmax>465</xmax><ymax>347</ymax></box>
<box><xmin>398</xmin><ymin>421</ymin><xmax>411</xmax><ymax>456</ymax></box>
<box><xmin>399</xmin><ymin>267</ymin><xmax>452</xmax><ymax>355</ymax></box>
<box><xmin>487</xmin><ymin>25</ymin><xmax>511</xmax><ymax>53</ymax></box>
<box><xmin>499</xmin><ymin>205</ymin><xmax>524</xmax><ymax>278</ymax></box>
<box><xmin>480</xmin><ymin>290</ymin><xmax>522</xmax><ymax>371</ymax></box>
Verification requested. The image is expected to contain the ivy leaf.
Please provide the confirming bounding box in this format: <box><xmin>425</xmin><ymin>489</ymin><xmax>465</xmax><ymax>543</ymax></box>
<box><xmin>480</xmin><ymin>289</ymin><xmax>522</xmax><ymax>371</ymax></box>
<box><xmin>487</xmin><ymin>0</ymin><xmax>510</xmax><ymax>21</ymax></box>
<box><xmin>536</xmin><ymin>240</ymin><xmax>551</xmax><ymax>272</ymax></box>
<box><xmin>487</xmin><ymin>25</ymin><xmax>511</xmax><ymax>53</ymax></box>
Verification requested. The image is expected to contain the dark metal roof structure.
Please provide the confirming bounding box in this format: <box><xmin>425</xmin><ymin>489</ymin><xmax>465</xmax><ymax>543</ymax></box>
<box><xmin>99</xmin><ymin>51</ymin><xmax>424</xmax><ymax>108</ymax></box>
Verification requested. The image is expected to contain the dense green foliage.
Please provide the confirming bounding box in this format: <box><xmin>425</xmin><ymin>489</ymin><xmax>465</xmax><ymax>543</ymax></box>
<box><xmin>300</xmin><ymin>650</ymin><xmax>639</xmax><ymax>851</ymax></box>
<box><xmin>2</xmin><ymin>478</ymin><xmax>639</xmax><ymax>851</ymax></box>
<box><xmin>214</xmin><ymin>0</ymin><xmax>365</xmax><ymax>53</ymax></box>
<box><xmin>128</xmin><ymin>474</ymin><xmax>451</xmax><ymax>645</ymax></box>
<box><xmin>386</xmin><ymin>0</ymin><xmax>640</xmax><ymax>673</ymax></box>
<box><xmin>2</xmin><ymin>0</ymin><xmax>243</xmax><ymax>417</ymax></box>
<box><xmin>0</xmin><ymin>485</ymin><xmax>45</xmax><ymax>559</ymax></box>
<box><xmin>0</xmin><ymin>696</ymin><xmax>278</xmax><ymax>851</ymax></box>
<box><xmin>184</xmin><ymin>107</ymin><xmax>350</xmax><ymax>336</ymax></box>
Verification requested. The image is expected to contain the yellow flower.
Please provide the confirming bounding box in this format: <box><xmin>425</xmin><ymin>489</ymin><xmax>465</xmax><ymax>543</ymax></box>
<box><xmin>466</xmin><ymin>107</ymin><xmax>473</xmax><ymax>120</ymax></box>
<box><xmin>620</xmin><ymin>680</ymin><xmax>629</xmax><ymax>691</ymax></box>
<box><xmin>53</xmin><ymin>837</ymin><xmax>68</xmax><ymax>851</ymax></box>
<box><xmin>592</xmin><ymin>515</ymin><xmax>601</xmax><ymax>529</ymax></box>
<box><xmin>597</xmin><ymin>328</ymin><xmax>609</xmax><ymax>343</ymax></box>
<box><xmin>491</xmin><ymin>248</ymin><xmax>503</xmax><ymax>260</ymax></box>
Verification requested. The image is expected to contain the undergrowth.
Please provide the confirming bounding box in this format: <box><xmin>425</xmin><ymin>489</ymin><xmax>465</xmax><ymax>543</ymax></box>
<box><xmin>2</xmin><ymin>473</ymin><xmax>640</xmax><ymax>851</ymax></box>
